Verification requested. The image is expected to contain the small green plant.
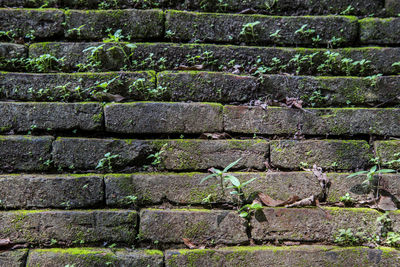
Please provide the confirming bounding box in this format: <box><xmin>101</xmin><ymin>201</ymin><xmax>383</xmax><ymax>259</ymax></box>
<box><xmin>240</xmin><ymin>21</ymin><xmax>261</xmax><ymax>42</ymax></box>
<box><xmin>364</xmin><ymin>74</ymin><xmax>382</xmax><ymax>87</ymax></box>
<box><xmin>67</xmin><ymin>24</ymin><xmax>86</xmax><ymax>37</ymax></box>
<box><xmin>385</xmin><ymin>153</ymin><xmax>400</xmax><ymax>168</ymax></box>
<box><xmin>340</xmin><ymin>5</ymin><xmax>354</xmax><ymax>15</ymax></box>
<box><xmin>295</xmin><ymin>24</ymin><xmax>316</xmax><ymax>37</ymax></box>
<box><xmin>147</xmin><ymin>143</ymin><xmax>167</xmax><ymax>166</ymax></box>
<box><xmin>334</xmin><ymin>228</ymin><xmax>360</xmax><ymax>246</ymax></box>
<box><xmin>264</xmin><ymin>0</ymin><xmax>278</xmax><ymax>10</ymax></box>
<box><xmin>96</xmin><ymin>152</ymin><xmax>120</xmax><ymax>172</ymax></box>
<box><xmin>302</xmin><ymin>90</ymin><xmax>328</xmax><ymax>107</ymax></box>
<box><xmin>339</xmin><ymin>193</ymin><xmax>354</xmax><ymax>206</ymax></box>
<box><xmin>26</xmin><ymin>54</ymin><xmax>65</xmax><ymax>72</ymax></box>
<box><xmin>269</xmin><ymin>29</ymin><xmax>281</xmax><ymax>40</ymax></box>
<box><xmin>386</xmin><ymin>232</ymin><xmax>400</xmax><ymax>247</ymax></box>
<box><xmin>392</xmin><ymin>61</ymin><xmax>400</xmax><ymax>73</ymax></box>
<box><xmin>238</xmin><ymin>202</ymin><xmax>263</xmax><ymax>218</ymax></box>
<box><xmin>123</xmin><ymin>195</ymin><xmax>137</xmax><ymax>205</ymax></box>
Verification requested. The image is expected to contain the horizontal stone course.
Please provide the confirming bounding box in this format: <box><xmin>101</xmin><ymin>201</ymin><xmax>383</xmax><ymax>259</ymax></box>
<box><xmin>0</xmin><ymin>210</ymin><xmax>137</xmax><ymax>245</ymax></box>
<box><xmin>27</xmin><ymin>248</ymin><xmax>163</xmax><ymax>267</ymax></box>
<box><xmin>52</xmin><ymin>138</ymin><xmax>269</xmax><ymax>171</ymax></box>
<box><xmin>0</xmin><ymin>9</ymin><xmax>64</xmax><ymax>39</ymax></box>
<box><xmin>105</xmin><ymin>172</ymin><xmax>321</xmax><ymax>206</ymax></box>
<box><xmin>165</xmin><ymin>246</ymin><xmax>400</xmax><ymax>267</ymax></box>
<box><xmin>0</xmin><ymin>0</ymin><xmax>383</xmax><ymax>16</ymax></box>
<box><xmin>166</xmin><ymin>11</ymin><xmax>358</xmax><ymax>46</ymax></box>
<box><xmin>0</xmin><ymin>43</ymin><xmax>26</xmax><ymax>71</ymax></box>
<box><xmin>0</xmin><ymin>102</ymin><xmax>103</xmax><ymax>133</ymax></box>
<box><xmin>0</xmin><ymin>174</ymin><xmax>103</xmax><ymax>208</ymax></box>
<box><xmin>65</xmin><ymin>9</ymin><xmax>164</xmax><ymax>41</ymax></box>
<box><xmin>224</xmin><ymin>107</ymin><xmax>400</xmax><ymax>136</ymax></box>
<box><xmin>139</xmin><ymin>209</ymin><xmax>248</xmax><ymax>245</ymax></box>
<box><xmin>251</xmin><ymin>207</ymin><xmax>380</xmax><ymax>242</ymax></box>
<box><xmin>104</xmin><ymin>102</ymin><xmax>223</xmax><ymax>134</ymax></box>
<box><xmin>360</xmin><ymin>18</ymin><xmax>400</xmax><ymax>45</ymax></box>
<box><xmin>28</xmin><ymin>42</ymin><xmax>400</xmax><ymax>75</ymax></box>
<box><xmin>0</xmin><ymin>71</ymin><xmax>155</xmax><ymax>101</ymax></box>
<box><xmin>270</xmin><ymin>140</ymin><xmax>371</xmax><ymax>170</ymax></box>
<box><xmin>0</xmin><ymin>135</ymin><xmax>53</xmax><ymax>172</ymax></box>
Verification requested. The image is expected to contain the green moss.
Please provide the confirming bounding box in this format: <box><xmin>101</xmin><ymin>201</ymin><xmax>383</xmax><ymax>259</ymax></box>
<box><xmin>144</xmin><ymin>249</ymin><xmax>163</xmax><ymax>256</ymax></box>
<box><xmin>34</xmin><ymin>247</ymin><xmax>107</xmax><ymax>255</ymax></box>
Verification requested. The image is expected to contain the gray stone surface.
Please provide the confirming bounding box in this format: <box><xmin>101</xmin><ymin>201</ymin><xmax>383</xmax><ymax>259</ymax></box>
<box><xmin>0</xmin><ymin>9</ymin><xmax>64</xmax><ymax>39</ymax></box>
<box><xmin>0</xmin><ymin>210</ymin><xmax>137</xmax><ymax>245</ymax></box>
<box><xmin>251</xmin><ymin>208</ymin><xmax>380</xmax><ymax>242</ymax></box>
<box><xmin>166</xmin><ymin>246</ymin><xmax>400</xmax><ymax>267</ymax></box>
<box><xmin>166</xmin><ymin>11</ymin><xmax>358</xmax><ymax>46</ymax></box>
<box><xmin>0</xmin><ymin>43</ymin><xmax>26</xmax><ymax>71</ymax></box>
<box><xmin>27</xmin><ymin>248</ymin><xmax>163</xmax><ymax>267</ymax></box>
<box><xmin>0</xmin><ymin>135</ymin><xmax>53</xmax><ymax>172</ymax></box>
<box><xmin>0</xmin><ymin>249</ymin><xmax>28</xmax><ymax>267</ymax></box>
<box><xmin>105</xmin><ymin>172</ymin><xmax>321</xmax><ymax>206</ymax></box>
<box><xmin>360</xmin><ymin>18</ymin><xmax>400</xmax><ymax>45</ymax></box>
<box><xmin>270</xmin><ymin>140</ymin><xmax>372</xmax><ymax>170</ymax></box>
<box><xmin>224</xmin><ymin>107</ymin><xmax>400</xmax><ymax>136</ymax></box>
<box><xmin>154</xmin><ymin>139</ymin><xmax>269</xmax><ymax>171</ymax></box>
<box><xmin>65</xmin><ymin>9</ymin><xmax>164</xmax><ymax>40</ymax></box>
<box><xmin>105</xmin><ymin>102</ymin><xmax>223</xmax><ymax>134</ymax></box>
<box><xmin>52</xmin><ymin>137</ymin><xmax>152</xmax><ymax>171</ymax></box>
<box><xmin>0</xmin><ymin>102</ymin><xmax>103</xmax><ymax>133</ymax></box>
<box><xmin>29</xmin><ymin>42</ymin><xmax>400</xmax><ymax>75</ymax></box>
<box><xmin>0</xmin><ymin>174</ymin><xmax>103</xmax><ymax>208</ymax></box>
<box><xmin>386</xmin><ymin>0</ymin><xmax>400</xmax><ymax>16</ymax></box>
<box><xmin>139</xmin><ymin>209</ymin><xmax>248</xmax><ymax>245</ymax></box>
<box><xmin>374</xmin><ymin>141</ymin><xmax>400</xmax><ymax>169</ymax></box>
<box><xmin>0</xmin><ymin>71</ymin><xmax>155</xmax><ymax>101</ymax></box>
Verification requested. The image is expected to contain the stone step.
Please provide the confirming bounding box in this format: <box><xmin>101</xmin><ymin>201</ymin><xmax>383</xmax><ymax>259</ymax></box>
<box><xmin>139</xmin><ymin>207</ymin><xmax>400</xmax><ymax>245</ymax></box>
<box><xmin>0</xmin><ymin>209</ymin><xmax>137</xmax><ymax>246</ymax></box>
<box><xmin>27</xmin><ymin>248</ymin><xmax>163</xmax><ymax>267</ymax></box>
<box><xmin>165</xmin><ymin>245</ymin><xmax>400</xmax><ymax>266</ymax></box>
<box><xmin>375</xmin><ymin>140</ymin><xmax>400</xmax><ymax>169</ymax></box>
<box><xmin>0</xmin><ymin>71</ymin><xmax>155</xmax><ymax>102</ymax></box>
<box><xmin>1</xmin><ymin>171</ymin><xmax>398</xmax><ymax>209</ymax></box>
<box><xmin>25</xmin><ymin>42</ymin><xmax>400</xmax><ymax>75</ymax></box>
<box><xmin>0</xmin><ymin>0</ymin><xmax>384</xmax><ymax>16</ymax></box>
<box><xmin>166</xmin><ymin>11</ymin><xmax>358</xmax><ymax>46</ymax></box>
<box><xmin>360</xmin><ymin>17</ymin><xmax>400</xmax><ymax>45</ymax></box>
<box><xmin>1</xmin><ymin>72</ymin><xmax>400</xmax><ymax>106</ymax></box>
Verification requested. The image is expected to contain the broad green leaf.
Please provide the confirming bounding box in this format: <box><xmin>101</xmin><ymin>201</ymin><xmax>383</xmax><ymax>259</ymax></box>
<box><xmin>200</xmin><ymin>173</ymin><xmax>218</xmax><ymax>184</ymax></box>
<box><xmin>376</xmin><ymin>169</ymin><xmax>396</xmax><ymax>174</ymax></box>
<box><xmin>223</xmin><ymin>158</ymin><xmax>242</xmax><ymax>173</ymax></box>
<box><xmin>347</xmin><ymin>171</ymin><xmax>368</xmax><ymax>178</ymax></box>
<box><xmin>239</xmin><ymin>212</ymin><xmax>248</xmax><ymax>218</ymax></box>
<box><xmin>242</xmin><ymin>177</ymin><xmax>257</xmax><ymax>187</ymax></box>
<box><xmin>225</xmin><ymin>175</ymin><xmax>241</xmax><ymax>187</ymax></box>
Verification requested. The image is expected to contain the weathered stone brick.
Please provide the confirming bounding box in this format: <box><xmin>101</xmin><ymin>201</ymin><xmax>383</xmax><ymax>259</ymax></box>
<box><xmin>224</xmin><ymin>107</ymin><xmax>400</xmax><ymax>136</ymax></box>
<box><xmin>0</xmin><ymin>9</ymin><xmax>64</xmax><ymax>39</ymax></box>
<box><xmin>0</xmin><ymin>210</ymin><xmax>137</xmax><ymax>245</ymax></box>
<box><xmin>165</xmin><ymin>246</ymin><xmax>400</xmax><ymax>267</ymax></box>
<box><xmin>155</xmin><ymin>139</ymin><xmax>269</xmax><ymax>171</ymax></box>
<box><xmin>0</xmin><ymin>249</ymin><xmax>28</xmax><ymax>267</ymax></box>
<box><xmin>0</xmin><ymin>71</ymin><xmax>155</xmax><ymax>101</ymax></box>
<box><xmin>27</xmin><ymin>248</ymin><xmax>163</xmax><ymax>267</ymax></box>
<box><xmin>360</xmin><ymin>18</ymin><xmax>400</xmax><ymax>45</ymax></box>
<box><xmin>0</xmin><ymin>43</ymin><xmax>26</xmax><ymax>71</ymax></box>
<box><xmin>251</xmin><ymin>208</ymin><xmax>380</xmax><ymax>242</ymax></box>
<box><xmin>0</xmin><ymin>174</ymin><xmax>103</xmax><ymax>209</ymax></box>
<box><xmin>166</xmin><ymin>11</ymin><xmax>358</xmax><ymax>46</ymax></box>
<box><xmin>105</xmin><ymin>172</ymin><xmax>321</xmax><ymax>206</ymax></box>
<box><xmin>29</xmin><ymin>42</ymin><xmax>400</xmax><ymax>75</ymax></box>
<box><xmin>0</xmin><ymin>102</ymin><xmax>103</xmax><ymax>133</ymax></box>
<box><xmin>139</xmin><ymin>209</ymin><xmax>248</xmax><ymax>245</ymax></box>
<box><xmin>0</xmin><ymin>135</ymin><xmax>53</xmax><ymax>172</ymax></box>
<box><xmin>52</xmin><ymin>137</ymin><xmax>152</xmax><ymax>171</ymax></box>
<box><xmin>65</xmin><ymin>9</ymin><xmax>164</xmax><ymax>40</ymax></box>
<box><xmin>386</xmin><ymin>0</ymin><xmax>400</xmax><ymax>16</ymax></box>
<box><xmin>157</xmin><ymin>71</ymin><xmax>259</xmax><ymax>102</ymax></box>
<box><xmin>374</xmin><ymin>141</ymin><xmax>400</xmax><ymax>169</ymax></box>
<box><xmin>270</xmin><ymin>140</ymin><xmax>371</xmax><ymax>170</ymax></box>
<box><xmin>105</xmin><ymin>102</ymin><xmax>223</xmax><ymax>134</ymax></box>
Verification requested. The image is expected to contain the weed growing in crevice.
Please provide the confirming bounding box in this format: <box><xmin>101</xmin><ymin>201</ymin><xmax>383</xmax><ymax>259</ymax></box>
<box><xmin>239</xmin><ymin>21</ymin><xmax>261</xmax><ymax>43</ymax></box>
<box><xmin>96</xmin><ymin>152</ymin><xmax>120</xmax><ymax>172</ymax></box>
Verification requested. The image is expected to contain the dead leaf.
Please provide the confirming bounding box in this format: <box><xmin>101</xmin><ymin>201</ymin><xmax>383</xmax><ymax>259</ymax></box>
<box><xmin>283</xmin><ymin>241</ymin><xmax>300</xmax><ymax>246</ymax></box>
<box><xmin>0</xmin><ymin>238</ymin><xmax>10</xmax><ymax>247</ymax></box>
<box><xmin>286</xmin><ymin>195</ymin><xmax>316</xmax><ymax>208</ymax></box>
<box><xmin>239</xmin><ymin>8</ymin><xmax>257</xmax><ymax>14</ymax></box>
<box><xmin>285</xmin><ymin>97</ymin><xmax>303</xmax><ymax>109</ymax></box>
<box><xmin>182</xmin><ymin>238</ymin><xmax>197</xmax><ymax>249</ymax></box>
<box><xmin>258</xmin><ymin>193</ymin><xmax>300</xmax><ymax>207</ymax></box>
<box><xmin>377</xmin><ymin>196</ymin><xmax>397</xmax><ymax>211</ymax></box>
<box><xmin>11</xmin><ymin>244</ymin><xmax>28</xmax><ymax>250</ymax></box>
<box><xmin>175</xmin><ymin>64</ymin><xmax>204</xmax><ymax>70</ymax></box>
<box><xmin>199</xmin><ymin>133</ymin><xmax>232</xmax><ymax>140</ymax></box>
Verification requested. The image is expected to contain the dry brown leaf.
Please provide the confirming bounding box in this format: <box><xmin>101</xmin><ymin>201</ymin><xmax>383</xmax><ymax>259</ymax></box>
<box><xmin>286</xmin><ymin>195</ymin><xmax>316</xmax><ymax>208</ymax></box>
<box><xmin>182</xmin><ymin>238</ymin><xmax>197</xmax><ymax>249</ymax></box>
<box><xmin>175</xmin><ymin>64</ymin><xmax>204</xmax><ymax>70</ymax></box>
<box><xmin>0</xmin><ymin>238</ymin><xmax>11</xmax><ymax>247</ymax></box>
<box><xmin>283</xmin><ymin>241</ymin><xmax>301</xmax><ymax>246</ymax></box>
<box><xmin>377</xmin><ymin>196</ymin><xmax>397</xmax><ymax>211</ymax></box>
<box><xmin>258</xmin><ymin>193</ymin><xmax>300</xmax><ymax>207</ymax></box>
<box><xmin>199</xmin><ymin>133</ymin><xmax>232</xmax><ymax>140</ymax></box>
